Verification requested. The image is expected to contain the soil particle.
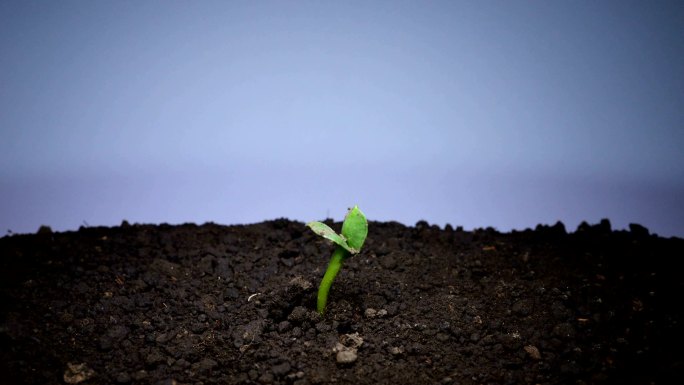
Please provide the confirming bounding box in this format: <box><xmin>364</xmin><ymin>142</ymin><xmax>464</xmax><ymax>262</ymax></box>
<box><xmin>524</xmin><ymin>345</ymin><xmax>542</xmax><ymax>360</ymax></box>
<box><xmin>271</xmin><ymin>361</ymin><xmax>291</xmax><ymax>377</ymax></box>
<box><xmin>63</xmin><ymin>363</ymin><xmax>95</xmax><ymax>384</ymax></box>
<box><xmin>114</xmin><ymin>372</ymin><xmax>131</xmax><ymax>383</ymax></box>
<box><xmin>1</xmin><ymin>219</ymin><xmax>683</xmax><ymax>384</ymax></box>
<box><xmin>552</xmin><ymin>322</ymin><xmax>577</xmax><ymax>340</ymax></box>
<box><xmin>197</xmin><ymin>358</ymin><xmax>218</xmax><ymax>372</ymax></box>
<box><xmin>336</xmin><ymin>349</ymin><xmax>358</xmax><ymax>364</ymax></box>
<box><xmin>511</xmin><ymin>298</ymin><xmax>534</xmax><ymax>316</ymax></box>
<box><xmin>379</xmin><ymin>253</ymin><xmax>398</xmax><ymax>270</ymax></box>
<box><xmin>258</xmin><ymin>372</ymin><xmax>274</xmax><ymax>384</ymax></box>
<box><xmin>145</xmin><ymin>349</ymin><xmax>165</xmax><ymax>365</ymax></box>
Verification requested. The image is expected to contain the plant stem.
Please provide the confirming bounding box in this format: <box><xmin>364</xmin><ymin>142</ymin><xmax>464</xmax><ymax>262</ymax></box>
<box><xmin>317</xmin><ymin>246</ymin><xmax>349</xmax><ymax>315</ymax></box>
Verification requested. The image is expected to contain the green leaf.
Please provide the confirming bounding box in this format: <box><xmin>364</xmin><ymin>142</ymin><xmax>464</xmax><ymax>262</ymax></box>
<box><xmin>306</xmin><ymin>221</ymin><xmax>354</xmax><ymax>253</ymax></box>
<box><xmin>341</xmin><ymin>205</ymin><xmax>368</xmax><ymax>252</ymax></box>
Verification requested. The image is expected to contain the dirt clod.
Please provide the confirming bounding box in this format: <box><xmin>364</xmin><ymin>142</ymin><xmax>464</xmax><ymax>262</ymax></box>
<box><xmin>336</xmin><ymin>349</ymin><xmax>358</xmax><ymax>364</ymax></box>
<box><xmin>63</xmin><ymin>363</ymin><xmax>95</xmax><ymax>384</ymax></box>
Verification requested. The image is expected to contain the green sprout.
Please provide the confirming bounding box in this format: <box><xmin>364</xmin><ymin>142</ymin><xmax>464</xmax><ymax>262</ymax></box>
<box><xmin>307</xmin><ymin>205</ymin><xmax>368</xmax><ymax>315</ymax></box>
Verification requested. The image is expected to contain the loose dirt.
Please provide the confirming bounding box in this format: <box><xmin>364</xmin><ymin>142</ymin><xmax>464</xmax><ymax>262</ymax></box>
<box><xmin>1</xmin><ymin>219</ymin><xmax>682</xmax><ymax>384</ymax></box>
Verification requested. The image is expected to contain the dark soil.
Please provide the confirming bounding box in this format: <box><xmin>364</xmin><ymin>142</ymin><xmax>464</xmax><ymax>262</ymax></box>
<box><xmin>1</xmin><ymin>218</ymin><xmax>683</xmax><ymax>385</ymax></box>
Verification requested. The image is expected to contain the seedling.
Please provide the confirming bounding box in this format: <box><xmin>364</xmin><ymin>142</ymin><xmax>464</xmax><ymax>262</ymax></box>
<box><xmin>307</xmin><ymin>205</ymin><xmax>368</xmax><ymax>315</ymax></box>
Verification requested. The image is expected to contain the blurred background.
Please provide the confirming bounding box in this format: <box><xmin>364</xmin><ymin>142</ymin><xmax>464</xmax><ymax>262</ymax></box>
<box><xmin>2</xmin><ymin>0</ymin><xmax>683</xmax><ymax>237</ymax></box>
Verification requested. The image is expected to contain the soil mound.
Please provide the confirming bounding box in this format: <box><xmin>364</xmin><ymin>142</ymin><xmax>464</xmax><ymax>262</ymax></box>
<box><xmin>1</xmin><ymin>219</ymin><xmax>682</xmax><ymax>384</ymax></box>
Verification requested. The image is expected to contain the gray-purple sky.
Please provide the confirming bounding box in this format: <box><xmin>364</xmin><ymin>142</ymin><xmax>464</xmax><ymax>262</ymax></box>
<box><xmin>2</xmin><ymin>1</ymin><xmax>683</xmax><ymax>237</ymax></box>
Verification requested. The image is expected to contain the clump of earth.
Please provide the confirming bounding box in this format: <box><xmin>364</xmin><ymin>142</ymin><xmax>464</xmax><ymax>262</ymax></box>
<box><xmin>1</xmin><ymin>218</ymin><xmax>682</xmax><ymax>384</ymax></box>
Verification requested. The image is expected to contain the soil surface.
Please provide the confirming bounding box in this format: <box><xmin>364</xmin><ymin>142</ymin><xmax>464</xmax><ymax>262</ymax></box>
<box><xmin>1</xmin><ymin>219</ymin><xmax>683</xmax><ymax>385</ymax></box>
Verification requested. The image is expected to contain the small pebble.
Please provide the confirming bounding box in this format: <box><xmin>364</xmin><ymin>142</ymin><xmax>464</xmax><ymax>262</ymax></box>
<box><xmin>336</xmin><ymin>349</ymin><xmax>358</xmax><ymax>364</ymax></box>
<box><xmin>389</xmin><ymin>346</ymin><xmax>404</xmax><ymax>355</ymax></box>
<box><xmin>524</xmin><ymin>345</ymin><xmax>542</xmax><ymax>360</ymax></box>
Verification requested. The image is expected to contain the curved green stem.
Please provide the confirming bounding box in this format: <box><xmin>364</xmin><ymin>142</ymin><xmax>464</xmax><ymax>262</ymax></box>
<box><xmin>317</xmin><ymin>246</ymin><xmax>350</xmax><ymax>315</ymax></box>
